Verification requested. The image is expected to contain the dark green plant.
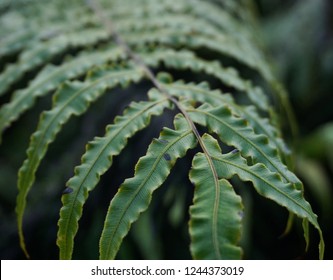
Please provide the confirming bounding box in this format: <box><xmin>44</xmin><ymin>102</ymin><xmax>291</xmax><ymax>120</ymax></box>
<box><xmin>0</xmin><ymin>0</ymin><xmax>324</xmax><ymax>259</ymax></box>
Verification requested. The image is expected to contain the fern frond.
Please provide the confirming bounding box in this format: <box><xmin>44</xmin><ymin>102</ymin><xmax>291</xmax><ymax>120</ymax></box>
<box><xmin>57</xmin><ymin>90</ymin><xmax>170</xmax><ymax>259</ymax></box>
<box><xmin>143</xmin><ymin>48</ymin><xmax>269</xmax><ymax>111</ymax></box>
<box><xmin>188</xmin><ymin>104</ymin><xmax>301</xmax><ymax>188</ymax></box>
<box><xmin>112</xmin><ymin>9</ymin><xmax>256</xmax><ymax>60</ymax></box>
<box><xmin>99</xmin><ymin>114</ymin><xmax>197</xmax><ymax>259</ymax></box>
<box><xmin>242</xmin><ymin>105</ymin><xmax>291</xmax><ymax>160</ymax></box>
<box><xmin>107</xmin><ymin>0</ymin><xmax>253</xmax><ymax>42</ymax></box>
<box><xmin>200</xmin><ymin>134</ymin><xmax>324</xmax><ymax>259</ymax></box>
<box><xmin>0</xmin><ymin>0</ymin><xmax>324</xmax><ymax>260</ymax></box>
<box><xmin>189</xmin><ymin>145</ymin><xmax>243</xmax><ymax>259</ymax></box>
<box><xmin>0</xmin><ymin>47</ymin><xmax>124</xmax><ymax>139</ymax></box>
<box><xmin>89</xmin><ymin>1</ymin><xmax>268</xmax><ymax>80</ymax></box>
<box><xmin>0</xmin><ymin>12</ymin><xmax>100</xmax><ymax>58</ymax></box>
<box><xmin>165</xmin><ymin>81</ymin><xmax>290</xmax><ymax>158</ymax></box>
<box><xmin>124</xmin><ymin>29</ymin><xmax>258</xmax><ymax>72</ymax></box>
<box><xmin>16</xmin><ymin>65</ymin><xmax>144</xmax><ymax>256</ymax></box>
<box><xmin>0</xmin><ymin>28</ymin><xmax>109</xmax><ymax>97</ymax></box>
<box><xmin>0</xmin><ymin>27</ymin><xmax>35</xmax><ymax>58</ymax></box>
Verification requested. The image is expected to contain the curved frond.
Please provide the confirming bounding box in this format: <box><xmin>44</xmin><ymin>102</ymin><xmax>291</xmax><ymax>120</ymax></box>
<box><xmin>143</xmin><ymin>48</ymin><xmax>269</xmax><ymax>111</ymax></box>
<box><xmin>57</xmin><ymin>90</ymin><xmax>170</xmax><ymax>259</ymax></box>
<box><xmin>200</xmin><ymin>134</ymin><xmax>324</xmax><ymax>259</ymax></box>
<box><xmin>0</xmin><ymin>27</ymin><xmax>35</xmax><ymax>58</ymax></box>
<box><xmin>165</xmin><ymin>81</ymin><xmax>289</xmax><ymax>157</ymax></box>
<box><xmin>189</xmin><ymin>147</ymin><xmax>243</xmax><ymax>259</ymax></box>
<box><xmin>0</xmin><ymin>28</ymin><xmax>109</xmax><ymax>97</ymax></box>
<box><xmin>107</xmin><ymin>0</ymin><xmax>271</xmax><ymax>80</ymax></box>
<box><xmin>0</xmin><ymin>0</ymin><xmax>324</xmax><ymax>260</ymax></box>
<box><xmin>99</xmin><ymin>114</ymin><xmax>197</xmax><ymax>259</ymax></box>
<box><xmin>0</xmin><ymin>47</ymin><xmax>124</xmax><ymax>140</ymax></box>
<box><xmin>188</xmin><ymin>104</ymin><xmax>301</xmax><ymax>188</ymax></box>
<box><xmin>16</xmin><ymin>65</ymin><xmax>144</xmax><ymax>255</ymax></box>
<box><xmin>0</xmin><ymin>11</ymin><xmax>100</xmax><ymax>58</ymax></box>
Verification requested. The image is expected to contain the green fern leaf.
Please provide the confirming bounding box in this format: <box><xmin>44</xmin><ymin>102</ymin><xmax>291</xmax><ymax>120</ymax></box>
<box><xmin>143</xmin><ymin>48</ymin><xmax>269</xmax><ymax>111</ymax></box>
<box><xmin>165</xmin><ymin>81</ymin><xmax>288</xmax><ymax>156</ymax></box>
<box><xmin>188</xmin><ymin>104</ymin><xmax>301</xmax><ymax>188</ymax></box>
<box><xmin>0</xmin><ymin>47</ymin><xmax>124</xmax><ymax>140</ymax></box>
<box><xmin>189</xmin><ymin>148</ymin><xmax>243</xmax><ymax>259</ymax></box>
<box><xmin>16</xmin><ymin>65</ymin><xmax>144</xmax><ymax>255</ymax></box>
<box><xmin>109</xmin><ymin>0</ymin><xmax>267</xmax><ymax>75</ymax></box>
<box><xmin>189</xmin><ymin>0</ymin><xmax>253</xmax><ymax>40</ymax></box>
<box><xmin>99</xmin><ymin>114</ymin><xmax>197</xmax><ymax>259</ymax></box>
<box><xmin>57</xmin><ymin>90</ymin><xmax>170</xmax><ymax>259</ymax></box>
<box><xmin>114</xmin><ymin>8</ymin><xmax>259</xmax><ymax>64</ymax></box>
<box><xmin>0</xmin><ymin>8</ymin><xmax>103</xmax><ymax>58</ymax></box>
<box><xmin>0</xmin><ymin>28</ymin><xmax>109</xmax><ymax>97</ymax></box>
<box><xmin>124</xmin><ymin>28</ymin><xmax>265</xmax><ymax>78</ymax></box>
<box><xmin>0</xmin><ymin>0</ymin><xmax>325</xmax><ymax>260</ymax></box>
<box><xmin>0</xmin><ymin>27</ymin><xmax>35</xmax><ymax>58</ymax></box>
<box><xmin>242</xmin><ymin>105</ymin><xmax>291</xmax><ymax>160</ymax></box>
<box><xmin>200</xmin><ymin>133</ymin><xmax>324</xmax><ymax>259</ymax></box>
<box><xmin>109</xmin><ymin>0</ymin><xmax>254</xmax><ymax>54</ymax></box>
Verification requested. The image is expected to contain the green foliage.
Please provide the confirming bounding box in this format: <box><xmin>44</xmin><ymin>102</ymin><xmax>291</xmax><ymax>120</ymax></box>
<box><xmin>189</xmin><ymin>138</ymin><xmax>243</xmax><ymax>259</ymax></box>
<box><xmin>0</xmin><ymin>0</ymin><xmax>325</xmax><ymax>259</ymax></box>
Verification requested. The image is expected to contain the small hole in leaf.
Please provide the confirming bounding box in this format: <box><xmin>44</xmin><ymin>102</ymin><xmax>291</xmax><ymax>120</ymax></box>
<box><xmin>231</xmin><ymin>149</ymin><xmax>239</xmax><ymax>154</ymax></box>
<box><xmin>62</xmin><ymin>187</ymin><xmax>73</xmax><ymax>195</ymax></box>
<box><xmin>163</xmin><ymin>153</ymin><xmax>171</xmax><ymax>161</ymax></box>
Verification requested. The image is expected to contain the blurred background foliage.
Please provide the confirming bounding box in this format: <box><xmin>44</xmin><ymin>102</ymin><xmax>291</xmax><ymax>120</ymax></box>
<box><xmin>255</xmin><ymin>0</ymin><xmax>333</xmax><ymax>259</ymax></box>
<box><xmin>0</xmin><ymin>0</ymin><xmax>332</xmax><ymax>259</ymax></box>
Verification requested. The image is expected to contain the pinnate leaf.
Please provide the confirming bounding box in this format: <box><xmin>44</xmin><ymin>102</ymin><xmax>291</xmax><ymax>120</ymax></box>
<box><xmin>99</xmin><ymin>114</ymin><xmax>197</xmax><ymax>259</ymax></box>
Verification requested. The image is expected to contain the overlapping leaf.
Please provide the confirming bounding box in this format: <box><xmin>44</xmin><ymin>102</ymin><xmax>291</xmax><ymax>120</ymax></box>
<box><xmin>142</xmin><ymin>48</ymin><xmax>269</xmax><ymax>111</ymax></box>
<box><xmin>16</xmin><ymin>65</ymin><xmax>144</xmax><ymax>256</ymax></box>
<box><xmin>199</xmin><ymin>134</ymin><xmax>324</xmax><ymax>259</ymax></box>
<box><xmin>0</xmin><ymin>47</ymin><xmax>124</xmax><ymax>140</ymax></box>
<box><xmin>0</xmin><ymin>28</ymin><xmax>109</xmax><ymax>97</ymax></box>
<box><xmin>164</xmin><ymin>81</ymin><xmax>289</xmax><ymax>157</ymax></box>
<box><xmin>188</xmin><ymin>104</ymin><xmax>301</xmax><ymax>188</ymax></box>
<box><xmin>0</xmin><ymin>0</ymin><xmax>324</xmax><ymax>260</ymax></box>
<box><xmin>189</xmin><ymin>145</ymin><xmax>243</xmax><ymax>259</ymax></box>
<box><xmin>107</xmin><ymin>0</ymin><xmax>272</xmax><ymax>80</ymax></box>
<box><xmin>57</xmin><ymin>90</ymin><xmax>170</xmax><ymax>259</ymax></box>
<box><xmin>99</xmin><ymin>115</ymin><xmax>197</xmax><ymax>259</ymax></box>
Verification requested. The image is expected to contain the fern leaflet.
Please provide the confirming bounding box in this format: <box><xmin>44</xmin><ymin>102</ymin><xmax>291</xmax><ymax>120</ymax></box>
<box><xmin>99</xmin><ymin>115</ymin><xmax>197</xmax><ymax>259</ymax></box>
<box><xmin>57</xmin><ymin>90</ymin><xmax>170</xmax><ymax>259</ymax></box>
<box><xmin>189</xmin><ymin>147</ymin><xmax>243</xmax><ymax>259</ymax></box>
<box><xmin>16</xmin><ymin>65</ymin><xmax>144</xmax><ymax>256</ymax></box>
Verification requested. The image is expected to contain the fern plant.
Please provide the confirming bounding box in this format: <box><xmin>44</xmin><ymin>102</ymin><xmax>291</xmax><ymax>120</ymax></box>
<box><xmin>0</xmin><ymin>0</ymin><xmax>324</xmax><ymax>259</ymax></box>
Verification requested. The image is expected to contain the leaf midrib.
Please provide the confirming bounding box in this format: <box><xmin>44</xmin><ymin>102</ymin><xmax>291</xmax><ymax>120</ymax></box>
<box><xmin>0</xmin><ymin>48</ymin><xmax>123</xmax><ymax>132</ymax></box>
<box><xmin>204</xmin><ymin>154</ymin><xmax>222</xmax><ymax>259</ymax></box>
<box><xmin>212</xmin><ymin>154</ymin><xmax>316</xmax><ymax>223</ymax></box>
<box><xmin>61</xmin><ymin>97</ymin><xmax>168</xmax><ymax>257</ymax></box>
<box><xmin>192</xmin><ymin>108</ymin><xmax>290</xmax><ymax>184</ymax></box>
<box><xmin>167</xmin><ymin>83</ymin><xmax>285</xmax><ymax>154</ymax></box>
<box><xmin>21</xmin><ymin>68</ymin><xmax>138</xmax><ymax>179</ymax></box>
<box><xmin>103</xmin><ymin>129</ymin><xmax>193</xmax><ymax>259</ymax></box>
<box><xmin>17</xmin><ymin>69</ymin><xmax>140</xmax><ymax>254</ymax></box>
